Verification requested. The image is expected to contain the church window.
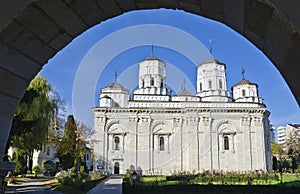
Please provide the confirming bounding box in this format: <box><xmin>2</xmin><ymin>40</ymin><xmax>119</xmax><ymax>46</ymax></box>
<box><xmin>224</xmin><ymin>136</ymin><xmax>229</xmax><ymax>150</ymax></box>
<box><xmin>114</xmin><ymin>136</ymin><xmax>120</xmax><ymax>150</ymax></box>
<box><xmin>142</xmin><ymin>79</ymin><xmax>144</xmax><ymax>88</ymax></box>
<box><xmin>160</xmin><ymin>78</ymin><xmax>164</xmax><ymax>88</ymax></box>
<box><xmin>242</xmin><ymin>89</ymin><xmax>246</xmax><ymax>96</ymax></box>
<box><xmin>159</xmin><ymin>137</ymin><xmax>165</xmax><ymax>151</ymax></box>
<box><xmin>208</xmin><ymin>80</ymin><xmax>212</xmax><ymax>89</ymax></box>
<box><xmin>199</xmin><ymin>83</ymin><xmax>203</xmax><ymax>91</ymax></box>
<box><xmin>219</xmin><ymin>80</ymin><xmax>223</xmax><ymax>89</ymax></box>
<box><xmin>151</xmin><ymin>77</ymin><xmax>154</xmax><ymax>86</ymax></box>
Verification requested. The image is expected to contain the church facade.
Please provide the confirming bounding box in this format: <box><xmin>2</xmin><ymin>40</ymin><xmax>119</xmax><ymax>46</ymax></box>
<box><xmin>92</xmin><ymin>54</ymin><xmax>272</xmax><ymax>175</ymax></box>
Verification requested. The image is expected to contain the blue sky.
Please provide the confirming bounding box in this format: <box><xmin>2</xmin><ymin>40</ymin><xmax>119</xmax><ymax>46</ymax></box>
<box><xmin>41</xmin><ymin>9</ymin><xmax>299</xmax><ymax>129</ymax></box>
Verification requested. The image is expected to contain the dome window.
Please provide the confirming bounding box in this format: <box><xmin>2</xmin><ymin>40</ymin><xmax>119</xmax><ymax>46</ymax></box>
<box><xmin>242</xmin><ymin>89</ymin><xmax>246</xmax><ymax>97</ymax></box>
<box><xmin>219</xmin><ymin>80</ymin><xmax>223</xmax><ymax>89</ymax></box>
<box><xmin>208</xmin><ymin>80</ymin><xmax>212</xmax><ymax>89</ymax></box>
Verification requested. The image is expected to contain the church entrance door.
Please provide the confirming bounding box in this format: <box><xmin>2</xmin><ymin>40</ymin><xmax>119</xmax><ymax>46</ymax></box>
<box><xmin>114</xmin><ymin>162</ymin><xmax>120</xmax><ymax>174</ymax></box>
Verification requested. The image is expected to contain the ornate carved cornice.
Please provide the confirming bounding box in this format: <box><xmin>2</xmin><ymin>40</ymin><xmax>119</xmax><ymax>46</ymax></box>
<box><xmin>93</xmin><ymin>107</ymin><xmax>268</xmax><ymax>115</ymax></box>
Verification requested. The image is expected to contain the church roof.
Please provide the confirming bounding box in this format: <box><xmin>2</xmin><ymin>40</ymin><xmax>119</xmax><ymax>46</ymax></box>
<box><xmin>199</xmin><ymin>56</ymin><xmax>225</xmax><ymax>67</ymax></box>
<box><xmin>175</xmin><ymin>89</ymin><xmax>195</xmax><ymax>96</ymax></box>
<box><xmin>233</xmin><ymin>79</ymin><xmax>258</xmax><ymax>87</ymax></box>
<box><xmin>145</xmin><ymin>55</ymin><xmax>163</xmax><ymax>62</ymax></box>
<box><xmin>237</xmin><ymin>79</ymin><xmax>252</xmax><ymax>85</ymax></box>
<box><xmin>105</xmin><ymin>82</ymin><xmax>129</xmax><ymax>91</ymax></box>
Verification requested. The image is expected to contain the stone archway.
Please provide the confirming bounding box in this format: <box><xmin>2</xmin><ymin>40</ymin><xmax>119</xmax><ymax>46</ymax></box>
<box><xmin>1</xmin><ymin>0</ymin><xmax>300</xmax><ymax>179</ymax></box>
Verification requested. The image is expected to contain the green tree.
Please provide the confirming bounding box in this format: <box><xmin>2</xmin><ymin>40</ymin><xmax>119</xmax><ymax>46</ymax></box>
<box><xmin>57</xmin><ymin>115</ymin><xmax>78</xmax><ymax>170</ymax></box>
<box><xmin>272</xmin><ymin>156</ymin><xmax>278</xmax><ymax>171</ymax></box>
<box><xmin>76</xmin><ymin>121</ymin><xmax>92</xmax><ymax>171</ymax></box>
<box><xmin>9</xmin><ymin>75</ymin><xmax>58</xmax><ymax>172</ymax></box>
<box><xmin>271</xmin><ymin>141</ymin><xmax>287</xmax><ymax>172</ymax></box>
<box><xmin>285</xmin><ymin>130</ymin><xmax>300</xmax><ymax>172</ymax></box>
<box><xmin>271</xmin><ymin>141</ymin><xmax>284</xmax><ymax>155</ymax></box>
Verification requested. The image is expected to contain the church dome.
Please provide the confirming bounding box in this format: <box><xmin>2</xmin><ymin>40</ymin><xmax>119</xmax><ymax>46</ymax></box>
<box><xmin>107</xmin><ymin>82</ymin><xmax>129</xmax><ymax>90</ymax></box>
<box><xmin>145</xmin><ymin>55</ymin><xmax>163</xmax><ymax>62</ymax></box>
<box><xmin>233</xmin><ymin>79</ymin><xmax>258</xmax><ymax>87</ymax></box>
<box><xmin>236</xmin><ymin>79</ymin><xmax>251</xmax><ymax>85</ymax></box>
<box><xmin>201</xmin><ymin>56</ymin><xmax>225</xmax><ymax>66</ymax></box>
<box><xmin>175</xmin><ymin>89</ymin><xmax>194</xmax><ymax>96</ymax></box>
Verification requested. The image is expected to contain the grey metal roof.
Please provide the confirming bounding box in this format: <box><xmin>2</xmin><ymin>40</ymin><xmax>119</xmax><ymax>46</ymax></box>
<box><xmin>175</xmin><ymin>89</ymin><xmax>195</xmax><ymax>96</ymax></box>
<box><xmin>106</xmin><ymin>82</ymin><xmax>129</xmax><ymax>91</ymax></box>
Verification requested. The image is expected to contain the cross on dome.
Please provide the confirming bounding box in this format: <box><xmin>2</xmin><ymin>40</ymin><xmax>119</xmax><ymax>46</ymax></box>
<box><xmin>242</xmin><ymin>68</ymin><xmax>245</xmax><ymax>80</ymax></box>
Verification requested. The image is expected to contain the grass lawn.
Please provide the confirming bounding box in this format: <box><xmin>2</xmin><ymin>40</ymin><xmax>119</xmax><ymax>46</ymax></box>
<box><xmin>123</xmin><ymin>173</ymin><xmax>300</xmax><ymax>194</ymax></box>
<box><xmin>5</xmin><ymin>172</ymin><xmax>107</xmax><ymax>194</ymax></box>
<box><xmin>6</xmin><ymin>173</ymin><xmax>49</xmax><ymax>184</ymax></box>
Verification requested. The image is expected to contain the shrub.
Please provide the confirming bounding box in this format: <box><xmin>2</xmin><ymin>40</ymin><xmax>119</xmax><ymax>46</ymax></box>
<box><xmin>89</xmin><ymin>172</ymin><xmax>104</xmax><ymax>180</ymax></box>
<box><xmin>55</xmin><ymin>170</ymin><xmax>96</xmax><ymax>190</ymax></box>
<box><xmin>55</xmin><ymin>171</ymin><xmax>70</xmax><ymax>185</ymax></box>
<box><xmin>13</xmin><ymin>161</ymin><xmax>26</xmax><ymax>175</ymax></box>
<box><xmin>32</xmin><ymin>165</ymin><xmax>43</xmax><ymax>174</ymax></box>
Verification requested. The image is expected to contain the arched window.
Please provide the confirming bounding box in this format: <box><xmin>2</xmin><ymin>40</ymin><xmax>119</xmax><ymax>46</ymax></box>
<box><xmin>224</xmin><ymin>136</ymin><xmax>229</xmax><ymax>150</ymax></box>
<box><xmin>199</xmin><ymin>83</ymin><xmax>203</xmax><ymax>91</ymax></box>
<box><xmin>160</xmin><ymin>78</ymin><xmax>164</xmax><ymax>88</ymax></box>
<box><xmin>159</xmin><ymin>137</ymin><xmax>164</xmax><ymax>151</ymax></box>
<box><xmin>114</xmin><ymin>136</ymin><xmax>120</xmax><ymax>150</ymax></box>
<box><xmin>219</xmin><ymin>80</ymin><xmax>223</xmax><ymax>89</ymax></box>
<box><xmin>208</xmin><ymin>80</ymin><xmax>212</xmax><ymax>89</ymax></box>
<box><xmin>142</xmin><ymin>79</ymin><xmax>144</xmax><ymax>88</ymax></box>
<box><xmin>151</xmin><ymin>77</ymin><xmax>154</xmax><ymax>86</ymax></box>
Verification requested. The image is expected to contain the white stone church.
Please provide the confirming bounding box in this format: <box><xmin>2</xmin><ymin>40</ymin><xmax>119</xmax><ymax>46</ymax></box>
<box><xmin>92</xmin><ymin>53</ymin><xmax>272</xmax><ymax>175</ymax></box>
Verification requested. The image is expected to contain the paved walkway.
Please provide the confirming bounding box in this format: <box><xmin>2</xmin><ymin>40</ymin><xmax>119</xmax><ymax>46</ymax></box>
<box><xmin>87</xmin><ymin>175</ymin><xmax>123</xmax><ymax>194</ymax></box>
<box><xmin>5</xmin><ymin>177</ymin><xmax>62</xmax><ymax>194</ymax></box>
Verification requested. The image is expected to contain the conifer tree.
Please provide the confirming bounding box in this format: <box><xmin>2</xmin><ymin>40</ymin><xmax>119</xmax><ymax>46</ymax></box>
<box><xmin>57</xmin><ymin>115</ymin><xmax>77</xmax><ymax>169</ymax></box>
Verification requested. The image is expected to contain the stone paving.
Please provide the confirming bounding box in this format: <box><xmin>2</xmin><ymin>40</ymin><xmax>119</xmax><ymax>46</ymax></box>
<box><xmin>5</xmin><ymin>177</ymin><xmax>62</xmax><ymax>194</ymax></box>
<box><xmin>87</xmin><ymin>175</ymin><xmax>123</xmax><ymax>194</ymax></box>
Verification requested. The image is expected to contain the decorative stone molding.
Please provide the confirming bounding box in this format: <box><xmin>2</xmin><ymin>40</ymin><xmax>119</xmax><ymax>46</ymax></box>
<box><xmin>93</xmin><ymin>107</ymin><xmax>268</xmax><ymax>115</ymax></box>
<box><xmin>241</xmin><ymin>117</ymin><xmax>251</xmax><ymax>126</ymax></box>
<box><xmin>140</xmin><ymin>117</ymin><xmax>150</xmax><ymax>123</ymax></box>
<box><xmin>188</xmin><ymin>117</ymin><xmax>199</xmax><ymax>126</ymax></box>
<box><xmin>202</xmin><ymin>117</ymin><xmax>212</xmax><ymax>126</ymax></box>
<box><xmin>105</xmin><ymin>120</ymin><xmax>119</xmax><ymax>131</ymax></box>
<box><xmin>173</xmin><ymin>118</ymin><xmax>181</xmax><ymax>122</ymax></box>
<box><xmin>129</xmin><ymin>117</ymin><xmax>139</xmax><ymax>122</ymax></box>
<box><xmin>254</xmin><ymin>117</ymin><xmax>263</xmax><ymax>126</ymax></box>
<box><xmin>216</xmin><ymin>120</ymin><xmax>238</xmax><ymax>133</ymax></box>
<box><xmin>96</xmin><ymin>117</ymin><xmax>106</xmax><ymax>122</ymax></box>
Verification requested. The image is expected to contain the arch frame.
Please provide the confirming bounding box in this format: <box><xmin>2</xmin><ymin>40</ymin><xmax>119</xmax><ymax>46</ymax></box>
<box><xmin>0</xmin><ymin>0</ymin><xmax>300</xmax><ymax>184</ymax></box>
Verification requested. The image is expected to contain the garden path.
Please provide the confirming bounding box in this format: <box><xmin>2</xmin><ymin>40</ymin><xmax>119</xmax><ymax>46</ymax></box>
<box><xmin>5</xmin><ymin>176</ymin><xmax>62</xmax><ymax>194</ymax></box>
<box><xmin>87</xmin><ymin>175</ymin><xmax>123</xmax><ymax>194</ymax></box>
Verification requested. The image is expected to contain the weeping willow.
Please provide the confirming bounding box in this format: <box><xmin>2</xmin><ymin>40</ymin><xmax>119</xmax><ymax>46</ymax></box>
<box><xmin>9</xmin><ymin>75</ymin><xmax>59</xmax><ymax>172</ymax></box>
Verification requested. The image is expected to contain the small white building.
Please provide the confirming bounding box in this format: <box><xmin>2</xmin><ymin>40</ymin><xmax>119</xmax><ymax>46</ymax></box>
<box><xmin>32</xmin><ymin>145</ymin><xmax>59</xmax><ymax>168</ymax></box>
<box><xmin>92</xmin><ymin>54</ymin><xmax>272</xmax><ymax>175</ymax></box>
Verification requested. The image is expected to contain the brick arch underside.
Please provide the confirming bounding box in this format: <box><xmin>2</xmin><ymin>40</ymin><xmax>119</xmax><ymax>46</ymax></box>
<box><xmin>0</xmin><ymin>0</ymin><xmax>299</xmax><ymax>159</ymax></box>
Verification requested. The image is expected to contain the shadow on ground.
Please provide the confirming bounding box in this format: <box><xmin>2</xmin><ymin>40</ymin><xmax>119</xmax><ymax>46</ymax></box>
<box><xmin>123</xmin><ymin>184</ymin><xmax>300</xmax><ymax>194</ymax></box>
